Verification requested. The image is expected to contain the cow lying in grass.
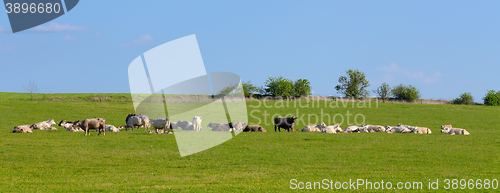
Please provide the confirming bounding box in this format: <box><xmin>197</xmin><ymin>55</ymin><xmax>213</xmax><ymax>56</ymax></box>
<box><xmin>73</xmin><ymin>118</ymin><xmax>106</xmax><ymax>136</ymax></box>
<box><xmin>385</xmin><ymin>126</ymin><xmax>412</xmax><ymax>133</ymax></box>
<box><xmin>361</xmin><ymin>124</ymin><xmax>385</xmax><ymax>133</ymax></box>
<box><xmin>302</xmin><ymin>122</ymin><xmax>326</xmax><ymax>132</ymax></box>
<box><xmin>397</xmin><ymin>123</ymin><xmax>431</xmax><ymax>134</ymax></box>
<box><xmin>59</xmin><ymin>120</ymin><xmax>84</xmax><ymax>132</ymax></box>
<box><xmin>441</xmin><ymin>125</ymin><xmax>470</xmax><ymax>135</ymax></box>
<box><xmin>322</xmin><ymin>123</ymin><xmax>342</xmax><ymax>133</ymax></box>
<box><xmin>343</xmin><ymin>126</ymin><xmax>361</xmax><ymax>133</ymax></box>
<box><xmin>208</xmin><ymin>122</ymin><xmax>231</xmax><ymax>131</ymax></box>
<box><xmin>12</xmin><ymin>124</ymin><xmax>34</xmax><ymax>133</ymax></box>
<box><xmin>243</xmin><ymin>125</ymin><xmax>266</xmax><ymax>132</ymax></box>
<box><xmin>33</xmin><ymin>119</ymin><xmax>57</xmax><ymax>130</ymax></box>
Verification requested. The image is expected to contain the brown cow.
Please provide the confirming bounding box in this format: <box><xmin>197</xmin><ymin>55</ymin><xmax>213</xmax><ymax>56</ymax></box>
<box><xmin>74</xmin><ymin>118</ymin><xmax>106</xmax><ymax>136</ymax></box>
<box><xmin>243</xmin><ymin>125</ymin><xmax>267</xmax><ymax>132</ymax></box>
<box><xmin>274</xmin><ymin>116</ymin><xmax>297</xmax><ymax>132</ymax></box>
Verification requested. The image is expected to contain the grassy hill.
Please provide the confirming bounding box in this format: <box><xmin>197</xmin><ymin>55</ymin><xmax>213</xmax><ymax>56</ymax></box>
<box><xmin>0</xmin><ymin>93</ymin><xmax>499</xmax><ymax>192</ymax></box>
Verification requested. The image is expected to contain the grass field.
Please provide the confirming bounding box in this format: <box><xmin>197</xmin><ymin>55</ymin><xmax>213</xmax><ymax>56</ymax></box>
<box><xmin>0</xmin><ymin>92</ymin><xmax>499</xmax><ymax>192</ymax></box>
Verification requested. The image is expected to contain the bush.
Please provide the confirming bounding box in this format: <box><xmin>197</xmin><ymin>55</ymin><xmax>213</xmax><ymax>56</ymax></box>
<box><xmin>242</xmin><ymin>81</ymin><xmax>258</xmax><ymax>98</ymax></box>
<box><xmin>293</xmin><ymin>79</ymin><xmax>312</xmax><ymax>97</ymax></box>
<box><xmin>263</xmin><ymin>76</ymin><xmax>294</xmax><ymax>97</ymax></box>
<box><xmin>483</xmin><ymin>90</ymin><xmax>500</xmax><ymax>106</ymax></box>
<box><xmin>453</xmin><ymin>92</ymin><xmax>475</xmax><ymax>105</ymax></box>
<box><xmin>372</xmin><ymin>82</ymin><xmax>391</xmax><ymax>102</ymax></box>
<box><xmin>391</xmin><ymin>84</ymin><xmax>421</xmax><ymax>101</ymax></box>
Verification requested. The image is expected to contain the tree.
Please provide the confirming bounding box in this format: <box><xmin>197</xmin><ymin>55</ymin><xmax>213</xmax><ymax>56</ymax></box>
<box><xmin>24</xmin><ymin>80</ymin><xmax>39</xmax><ymax>101</ymax></box>
<box><xmin>263</xmin><ymin>76</ymin><xmax>294</xmax><ymax>97</ymax></box>
<box><xmin>242</xmin><ymin>80</ymin><xmax>258</xmax><ymax>98</ymax></box>
<box><xmin>293</xmin><ymin>79</ymin><xmax>312</xmax><ymax>97</ymax></box>
<box><xmin>335</xmin><ymin>69</ymin><xmax>370</xmax><ymax>99</ymax></box>
<box><xmin>391</xmin><ymin>84</ymin><xmax>421</xmax><ymax>101</ymax></box>
<box><xmin>453</xmin><ymin>92</ymin><xmax>475</xmax><ymax>105</ymax></box>
<box><xmin>373</xmin><ymin>82</ymin><xmax>391</xmax><ymax>102</ymax></box>
<box><xmin>483</xmin><ymin>90</ymin><xmax>500</xmax><ymax>106</ymax></box>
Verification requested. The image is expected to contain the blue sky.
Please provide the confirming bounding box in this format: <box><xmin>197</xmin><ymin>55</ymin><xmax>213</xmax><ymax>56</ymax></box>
<box><xmin>1</xmin><ymin>1</ymin><xmax>499</xmax><ymax>102</ymax></box>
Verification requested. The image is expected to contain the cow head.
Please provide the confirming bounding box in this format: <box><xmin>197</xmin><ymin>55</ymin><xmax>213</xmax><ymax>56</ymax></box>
<box><xmin>207</xmin><ymin>122</ymin><xmax>214</xmax><ymax>127</ymax></box>
<box><xmin>259</xmin><ymin>127</ymin><xmax>267</xmax><ymax>132</ymax></box>
<box><xmin>58</xmin><ymin>120</ymin><xmax>66</xmax><ymax>126</ymax></box>
<box><xmin>441</xmin><ymin>125</ymin><xmax>452</xmax><ymax>130</ymax></box>
<box><xmin>441</xmin><ymin>127</ymin><xmax>451</xmax><ymax>133</ymax></box>
<box><xmin>48</xmin><ymin>119</ymin><xmax>56</xmax><ymax>125</ymax></box>
<box><xmin>319</xmin><ymin>122</ymin><xmax>327</xmax><ymax>129</ymax></box>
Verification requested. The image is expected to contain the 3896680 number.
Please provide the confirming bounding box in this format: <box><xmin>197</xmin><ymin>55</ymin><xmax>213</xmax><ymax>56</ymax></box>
<box><xmin>444</xmin><ymin>179</ymin><xmax>498</xmax><ymax>189</ymax></box>
<box><xmin>5</xmin><ymin>3</ymin><xmax>61</xmax><ymax>14</ymax></box>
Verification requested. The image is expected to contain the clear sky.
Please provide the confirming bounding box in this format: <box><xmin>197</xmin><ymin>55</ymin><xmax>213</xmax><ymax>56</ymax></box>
<box><xmin>1</xmin><ymin>1</ymin><xmax>499</xmax><ymax>102</ymax></box>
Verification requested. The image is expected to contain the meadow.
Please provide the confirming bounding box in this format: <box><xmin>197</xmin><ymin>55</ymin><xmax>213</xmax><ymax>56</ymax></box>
<box><xmin>0</xmin><ymin>92</ymin><xmax>499</xmax><ymax>192</ymax></box>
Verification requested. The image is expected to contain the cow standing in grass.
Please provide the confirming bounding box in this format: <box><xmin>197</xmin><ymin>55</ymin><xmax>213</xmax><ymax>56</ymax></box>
<box><xmin>274</xmin><ymin>116</ymin><xmax>297</xmax><ymax>132</ymax></box>
<box><xmin>74</xmin><ymin>118</ymin><xmax>106</xmax><ymax>136</ymax></box>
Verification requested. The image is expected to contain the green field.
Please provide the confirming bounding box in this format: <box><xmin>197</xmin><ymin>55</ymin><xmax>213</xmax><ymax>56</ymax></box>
<box><xmin>0</xmin><ymin>92</ymin><xmax>499</xmax><ymax>192</ymax></box>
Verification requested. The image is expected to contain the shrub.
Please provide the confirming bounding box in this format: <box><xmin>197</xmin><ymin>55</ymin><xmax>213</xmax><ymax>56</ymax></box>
<box><xmin>483</xmin><ymin>90</ymin><xmax>500</xmax><ymax>106</ymax></box>
<box><xmin>453</xmin><ymin>92</ymin><xmax>475</xmax><ymax>105</ymax></box>
<box><xmin>391</xmin><ymin>84</ymin><xmax>421</xmax><ymax>101</ymax></box>
<box><xmin>263</xmin><ymin>76</ymin><xmax>294</xmax><ymax>97</ymax></box>
<box><xmin>293</xmin><ymin>79</ymin><xmax>312</xmax><ymax>97</ymax></box>
<box><xmin>372</xmin><ymin>82</ymin><xmax>391</xmax><ymax>102</ymax></box>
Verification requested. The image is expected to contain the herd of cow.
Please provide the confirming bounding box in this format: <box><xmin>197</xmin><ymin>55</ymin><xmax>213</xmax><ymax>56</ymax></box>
<box><xmin>11</xmin><ymin>114</ymin><xmax>470</xmax><ymax>136</ymax></box>
<box><xmin>274</xmin><ymin>116</ymin><xmax>470</xmax><ymax>135</ymax></box>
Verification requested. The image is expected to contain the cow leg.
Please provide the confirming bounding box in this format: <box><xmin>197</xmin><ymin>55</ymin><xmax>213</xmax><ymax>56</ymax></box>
<box><xmin>274</xmin><ymin>125</ymin><xmax>277</xmax><ymax>132</ymax></box>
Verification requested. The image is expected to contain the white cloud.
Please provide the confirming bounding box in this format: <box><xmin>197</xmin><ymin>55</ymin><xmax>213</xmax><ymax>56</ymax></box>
<box><xmin>62</xmin><ymin>35</ymin><xmax>76</xmax><ymax>41</ymax></box>
<box><xmin>377</xmin><ymin>63</ymin><xmax>443</xmax><ymax>84</ymax></box>
<box><xmin>32</xmin><ymin>22</ymin><xmax>87</xmax><ymax>32</ymax></box>
<box><xmin>119</xmin><ymin>34</ymin><xmax>154</xmax><ymax>48</ymax></box>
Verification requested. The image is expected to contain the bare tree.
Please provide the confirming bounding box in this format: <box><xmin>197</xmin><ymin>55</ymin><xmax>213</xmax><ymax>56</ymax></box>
<box><xmin>24</xmin><ymin>80</ymin><xmax>39</xmax><ymax>101</ymax></box>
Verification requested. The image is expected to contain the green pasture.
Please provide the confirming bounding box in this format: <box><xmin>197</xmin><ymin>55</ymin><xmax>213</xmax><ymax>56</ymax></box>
<box><xmin>0</xmin><ymin>92</ymin><xmax>499</xmax><ymax>192</ymax></box>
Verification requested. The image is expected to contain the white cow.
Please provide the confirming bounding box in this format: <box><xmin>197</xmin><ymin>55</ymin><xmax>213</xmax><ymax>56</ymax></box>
<box><xmin>343</xmin><ymin>126</ymin><xmax>361</xmax><ymax>133</ymax></box>
<box><xmin>361</xmin><ymin>124</ymin><xmax>385</xmax><ymax>133</ymax></box>
<box><xmin>385</xmin><ymin>126</ymin><xmax>412</xmax><ymax>133</ymax></box>
<box><xmin>322</xmin><ymin>123</ymin><xmax>342</xmax><ymax>133</ymax></box>
<box><xmin>412</xmin><ymin>127</ymin><xmax>432</xmax><ymax>134</ymax></box>
<box><xmin>105</xmin><ymin>125</ymin><xmax>122</xmax><ymax>132</ymax></box>
<box><xmin>441</xmin><ymin>125</ymin><xmax>470</xmax><ymax>135</ymax></box>
<box><xmin>58</xmin><ymin>120</ymin><xmax>84</xmax><ymax>132</ymax></box>
<box><xmin>192</xmin><ymin>116</ymin><xmax>202</xmax><ymax>132</ymax></box>
<box><xmin>33</xmin><ymin>119</ymin><xmax>57</xmax><ymax>130</ymax></box>
<box><xmin>302</xmin><ymin>122</ymin><xmax>326</xmax><ymax>132</ymax></box>
<box><xmin>152</xmin><ymin>118</ymin><xmax>171</xmax><ymax>133</ymax></box>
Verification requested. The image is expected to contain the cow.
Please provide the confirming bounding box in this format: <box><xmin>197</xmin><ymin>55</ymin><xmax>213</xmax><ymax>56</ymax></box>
<box><xmin>59</xmin><ymin>120</ymin><xmax>84</xmax><ymax>132</ymax></box>
<box><xmin>174</xmin><ymin>120</ymin><xmax>194</xmax><ymax>130</ymax></box>
<box><xmin>125</xmin><ymin>113</ymin><xmax>150</xmax><ymax>131</ymax></box>
<box><xmin>243</xmin><ymin>125</ymin><xmax>266</xmax><ymax>132</ymax></box>
<box><xmin>231</xmin><ymin>122</ymin><xmax>246</xmax><ymax>133</ymax></box>
<box><xmin>12</xmin><ymin>124</ymin><xmax>34</xmax><ymax>133</ymax></box>
<box><xmin>441</xmin><ymin>125</ymin><xmax>470</xmax><ymax>135</ymax></box>
<box><xmin>192</xmin><ymin>116</ymin><xmax>202</xmax><ymax>132</ymax></box>
<box><xmin>151</xmin><ymin>118</ymin><xmax>171</xmax><ymax>134</ymax></box>
<box><xmin>385</xmin><ymin>126</ymin><xmax>412</xmax><ymax>133</ymax></box>
<box><xmin>105</xmin><ymin>125</ymin><xmax>122</xmax><ymax>132</ymax></box>
<box><xmin>33</xmin><ymin>119</ymin><xmax>57</xmax><ymax>130</ymax></box>
<box><xmin>361</xmin><ymin>124</ymin><xmax>385</xmax><ymax>133</ymax></box>
<box><xmin>274</xmin><ymin>116</ymin><xmax>297</xmax><ymax>132</ymax></box>
<box><xmin>302</xmin><ymin>122</ymin><xmax>327</xmax><ymax>132</ymax></box>
<box><xmin>73</xmin><ymin>118</ymin><xmax>106</xmax><ymax>136</ymax></box>
<box><xmin>412</xmin><ymin>127</ymin><xmax>432</xmax><ymax>134</ymax></box>
<box><xmin>322</xmin><ymin>123</ymin><xmax>342</xmax><ymax>133</ymax></box>
<box><xmin>343</xmin><ymin>126</ymin><xmax>361</xmax><ymax>133</ymax></box>
<box><xmin>208</xmin><ymin>122</ymin><xmax>231</xmax><ymax>131</ymax></box>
